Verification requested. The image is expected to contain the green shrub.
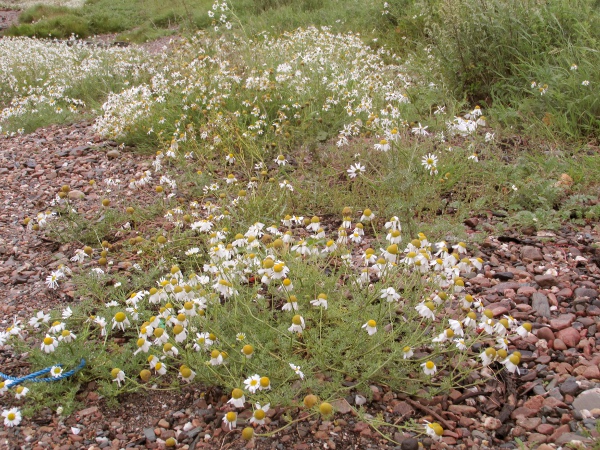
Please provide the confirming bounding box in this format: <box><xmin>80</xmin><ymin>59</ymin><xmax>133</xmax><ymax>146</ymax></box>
<box><xmin>18</xmin><ymin>4</ymin><xmax>77</xmax><ymax>24</ymax></box>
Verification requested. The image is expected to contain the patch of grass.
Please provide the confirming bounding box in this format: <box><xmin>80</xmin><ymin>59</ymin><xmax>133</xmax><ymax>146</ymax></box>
<box><xmin>381</xmin><ymin>0</ymin><xmax>600</xmax><ymax>140</ymax></box>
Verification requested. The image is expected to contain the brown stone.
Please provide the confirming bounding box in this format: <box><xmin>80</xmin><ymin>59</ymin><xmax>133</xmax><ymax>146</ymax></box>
<box><xmin>517</xmin><ymin>417</ymin><xmax>541</xmax><ymax>431</ymax></box>
<box><xmin>556</xmin><ymin>327</ymin><xmax>581</xmax><ymax>348</ymax></box>
<box><xmin>524</xmin><ymin>395</ymin><xmax>544</xmax><ymax>410</ymax></box>
<box><xmin>331</xmin><ymin>399</ymin><xmax>352</xmax><ymax>414</ymax></box>
<box><xmin>511</xmin><ymin>407</ymin><xmax>537</xmax><ymax>420</ymax></box>
<box><xmin>68</xmin><ymin>190</ymin><xmax>85</xmax><ymax>200</ymax></box>
<box><xmin>543</xmin><ymin>397</ymin><xmax>568</xmax><ymax>409</ymax></box>
<box><xmin>550</xmin><ymin>315</ymin><xmax>575</xmax><ymax>330</ymax></box>
<box><xmin>314</xmin><ymin>431</ymin><xmax>329</xmax><ymax>440</ymax></box>
<box><xmin>528</xmin><ymin>432</ymin><xmax>548</xmax><ymax>443</ymax></box>
<box><xmin>522</xmin><ymin>246</ymin><xmax>544</xmax><ymax>261</ymax></box>
<box><xmin>536</xmin><ymin>327</ymin><xmax>555</xmax><ymax>341</ymax></box>
<box><xmin>77</xmin><ymin>406</ymin><xmax>98</xmax><ymax>417</ymax></box>
<box><xmin>553</xmin><ymin>339</ymin><xmax>567</xmax><ymax>351</ymax></box>
<box><xmin>583</xmin><ymin>365</ymin><xmax>600</xmax><ymax>380</ymax></box>
<box><xmin>536</xmin><ymin>424</ymin><xmax>555</xmax><ymax>435</ymax></box>
<box><xmin>448</xmin><ymin>405</ymin><xmax>477</xmax><ymax>415</ymax></box>
<box><xmin>517</xmin><ymin>286</ymin><xmax>537</xmax><ymax>297</ymax></box>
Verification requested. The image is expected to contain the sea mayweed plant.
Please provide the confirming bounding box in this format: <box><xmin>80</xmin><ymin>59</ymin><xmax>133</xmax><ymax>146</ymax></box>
<box><xmin>0</xmin><ymin>36</ymin><xmax>153</xmax><ymax>135</ymax></box>
<box><xmin>94</xmin><ymin>26</ymin><xmax>416</xmax><ymax>154</ymax></box>
<box><xmin>4</xmin><ymin>170</ymin><xmax>531</xmax><ymax>435</ymax></box>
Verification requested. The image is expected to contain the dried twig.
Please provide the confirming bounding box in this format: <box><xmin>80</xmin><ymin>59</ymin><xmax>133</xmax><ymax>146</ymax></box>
<box><xmin>405</xmin><ymin>398</ymin><xmax>454</xmax><ymax>430</ymax></box>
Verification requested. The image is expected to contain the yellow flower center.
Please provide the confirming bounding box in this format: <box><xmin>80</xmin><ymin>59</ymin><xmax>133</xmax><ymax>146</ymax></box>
<box><xmin>114</xmin><ymin>312</ymin><xmax>126</xmax><ymax>322</ymax></box>
<box><xmin>7</xmin><ymin>413</ymin><xmax>15</xmax><ymax>421</ymax></box>
<box><xmin>367</xmin><ymin>320</ymin><xmax>376</xmax><ymax>328</ymax></box>
<box><xmin>254</xmin><ymin>409</ymin><xmax>265</xmax><ymax>420</ymax></box>
<box><xmin>232</xmin><ymin>388</ymin><xmax>244</xmax><ymax>399</ymax></box>
<box><xmin>425</xmin><ymin>361</ymin><xmax>434</xmax><ymax>369</ymax></box>
<box><xmin>43</xmin><ymin>337</ymin><xmax>54</xmax><ymax>346</ymax></box>
<box><xmin>485</xmin><ymin>348</ymin><xmax>497</xmax><ymax>357</ymax></box>
<box><xmin>226</xmin><ymin>412</ymin><xmax>237</xmax><ymax>422</ymax></box>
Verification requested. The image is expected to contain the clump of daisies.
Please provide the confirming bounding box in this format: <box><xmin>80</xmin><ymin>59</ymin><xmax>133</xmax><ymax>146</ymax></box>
<box><xmin>10</xmin><ymin>195</ymin><xmax>533</xmax><ymax>424</ymax></box>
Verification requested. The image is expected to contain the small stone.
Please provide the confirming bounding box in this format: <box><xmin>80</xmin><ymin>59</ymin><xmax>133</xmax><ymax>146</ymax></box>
<box><xmin>516</xmin><ymin>286</ymin><xmax>536</xmax><ymax>297</ymax></box>
<box><xmin>483</xmin><ymin>417</ymin><xmax>502</xmax><ymax>430</ymax></box>
<box><xmin>392</xmin><ymin>401</ymin><xmax>414</xmax><ymax>416</ymax></box>
<box><xmin>527</xmin><ymin>432</ymin><xmax>547</xmax><ymax>443</ymax></box>
<box><xmin>493</xmin><ymin>272</ymin><xmax>514</xmax><ymax>281</ymax></box>
<box><xmin>517</xmin><ymin>417</ymin><xmax>541</xmax><ymax>431</ymax></box>
<box><xmin>77</xmin><ymin>406</ymin><xmax>98</xmax><ymax>416</ymax></box>
<box><xmin>553</xmin><ymin>339</ymin><xmax>567</xmax><ymax>350</ymax></box>
<box><xmin>536</xmin><ymin>424</ymin><xmax>555</xmax><ymax>435</ymax></box>
<box><xmin>158</xmin><ymin>419</ymin><xmax>170</xmax><ymax>429</ymax></box>
<box><xmin>550</xmin><ymin>315</ymin><xmax>575</xmax><ymax>331</ymax></box>
<box><xmin>511</xmin><ymin>407</ymin><xmax>537</xmax><ymax>420</ymax></box>
<box><xmin>536</xmin><ymin>327</ymin><xmax>555</xmax><ymax>341</ymax></box>
<box><xmin>400</xmin><ymin>438</ymin><xmax>419</xmax><ymax>450</ymax></box>
<box><xmin>26</xmin><ymin>159</ymin><xmax>37</xmax><ymax>168</ymax></box>
<box><xmin>532</xmin><ymin>293</ymin><xmax>551</xmax><ymax>318</ymax></box>
<box><xmin>464</xmin><ymin>217</ymin><xmax>479</xmax><ymax>228</ymax></box>
<box><xmin>583</xmin><ymin>365</ymin><xmax>600</xmax><ymax>380</ymax></box>
<box><xmin>68</xmin><ymin>190</ymin><xmax>85</xmax><ymax>200</ymax></box>
<box><xmin>534</xmin><ymin>275</ymin><xmax>558</xmax><ymax>288</ymax></box>
<box><xmin>106</xmin><ymin>149</ymin><xmax>120</xmax><ymax>159</ymax></box>
<box><xmin>560</xmin><ymin>377</ymin><xmax>580</xmax><ymax>396</ymax></box>
<box><xmin>574</xmin><ymin>287</ymin><xmax>598</xmax><ymax>300</ymax></box>
<box><xmin>522</xmin><ymin>246</ymin><xmax>544</xmax><ymax>261</ymax></box>
<box><xmin>524</xmin><ymin>395</ymin><xmax>544</xmax><ymax>410</ymax></box>
<box><xmin>331</xmin><ymin>399</ymin><xmax>352</xmax><ymax>414</ymax></box>
<box><xmin>556</xmin><ymin>327</ymin><xmax>580</xmax><ymax>348</ymax></box>
<box><xmin>535</xmin><ymin>445</ymin><xmax>556</xmax><ymax>450</ymax></box>
<box><xmin>573</xmin><ymin>389</ymin><xmax>600</xmax><ymax>413</ymax></box>
<box><xmin>314</xmin><ymin>430</ymin><xmax>329</xmax><ymax>440</ymax></box>
<box><xmin>143</xmin><ymin>428</ymin><xmax>156</xmax><ymax>442</ymax></box>
<box><xmin>448</xmin><ymin>404</ymin><xmax>477</xmax><ymax>415</ymax></box>
<box><xmin>555</xmin><ymin>432</ymin><xmax>593</xmax><ymax>446</ymax></box>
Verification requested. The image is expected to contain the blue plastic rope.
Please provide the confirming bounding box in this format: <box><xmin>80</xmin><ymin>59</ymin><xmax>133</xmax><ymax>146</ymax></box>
<box><xmin>0</xmin><ymin>359</ymin><xmax>85</xmax><ymax>386</ymax></box>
